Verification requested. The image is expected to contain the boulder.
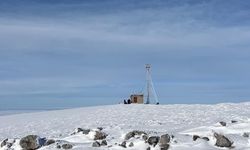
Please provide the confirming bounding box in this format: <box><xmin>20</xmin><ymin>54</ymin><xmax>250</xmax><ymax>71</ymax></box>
<box><xmin>214</xmin><ymin>133</ymin><xmax>233</xmax><ymax>148</ymax></box>
<box><xmin>94</xmin><ymin>131</ymin><xmax>107</xmax><ymax>140</ymax></box>
<box><xmin>243</xmin><ymin>132</ymin><xmax>250</xmax><ymax>138</ymax></box>
<box><xmin>147</xmin><ymin>136</ymin><xmax>160</xmax><ymax>147</ymax></box>
<box><xmin>146</xmin><ymin>147</ymin><xmax>151</xmax><ymax>150</ymax></box>
<box><xmin>44</xmin><ymin>139</ymin><xmax>55</xmax><ymax>146</ymax></box>
<box><xmin>142</xmin><ymin>134</ymin><xmax>148</xmax><ymax>141</ymax></box>
<box><xmin>125</xmin><ymin>130</ymin><xmax>147</xmax><ymax>140</ymax></box>
<box><xmin>71</xmin><ymin>128</ymin><xmax>90</xmax><ymax>135</ymax></box>
<box><xmin>119</xmin><ymin>141</ymin><xmax>126</xmax><ymax>148</ymax></box>
<box><xmin>19</xmin><ymin>135</ymin><xmax>41</xmax><ymax>150</ymax></box>
<box><xmin>62</xmin><ymin>143</ymin><xmax>73</xmax><ymax>149</ymax></box>
<box><xmin>219</xmin><ymin>121</ymin><xmax>226</xmax><ymax>127</ymax></box>
<box><xmin>231</xmin><ymin>120</ymin><xmax>237</xmax><ymax>123</ymax></box>
<box><xmin>202</xmin><ymin>137</ymin><xmax>209</xmax><ymax>141</ymax></box>
<box><xmin>92</xmin><ymin>141</ymin><xmax>101</xmax><ymax>147</ymax></box>
<box><xmin>193</xmin><ymin>135</ymin><xmax>200</xmax><ymax>141</ymax></box>
<box><xmin>128</xmin><ymin>142</ymin><xmax>134</xmax><ymax>147</ymax></box>
<box><xmin>97</xmin><ymin>127</ymin><xmax>103</xmax><ymax>131</ymax></box>
<box><xmin>101</xmin><ymin>140</ymin><xmax>107</xmax><ymax>146</ymax></box>
<box><xmin>1</xmin><ymin>139</ymin><xmax>8</xmax><ymax>147</ymax></box>
<box><xmin>160</xmin><ymin>134</ymin><xmax>170</xmax><ymax>145</ymax></box>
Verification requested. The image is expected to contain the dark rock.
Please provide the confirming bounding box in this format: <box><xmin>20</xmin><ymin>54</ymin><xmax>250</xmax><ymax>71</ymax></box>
<box><xmin>119</xmin><ymin>141</ymin><xmax>126</xmax><ymax>148</ymax></box>
<box><xmin>38</xmin><ymin>137</ymin><xmax>47</xmax><ymax>146</ymax></box>
<box><xmin>56</xmin><ymin>145</ymin><xmax>61</xmax><ymax>149</ymax></box>
<box><xmin>128</xmin><ymin>142</ymin><xmax>134</xmax><ymax>147</ymax></box>
<box><xmin>146</xmin><ymin>147</ymin><xmax>151</xmax><ymax>150</ymax></box>
<box><xmin>231</xmin><ymin>120</ymin><xmax>237</xmax><ymax>123</ymax></box>
<box><xmin>19</xmin><ymin>135</ymin><xmax>41</xmax><ymax>150</ymax></box>
<box><xmin>202</xmin><ymin>137</ymin><xmax>209</xmax><ymax>141</ymax></box>
<box><xmin>71</xmin><ymin>128</ymin><xmax>90</xmax><ymax>135</ymax></box>
<box><xmin>142</xmin><ymin>134</ymin><xmax>148</xmax><ymax>141</ymax></box>
<box><xmin>62</xmin><ymin>143</ymin><xmax>73</xmax><ymax>149</ymax></box>
<box><xmin>1</xmin><ymin>139</ymin><xmax>8</xmax><ymax>147</ymax></box>
<box><xmin>94</xmin><ymin>131</ymin><xmax>107</xmax><ymax>140</ymax></box>
<box><xmin>160</xmin><ymin>144</ymin><xmax>169</xmax><ymax>150</ymax></box>
<box><xmin>125</xmin><ymin>130</ymin><xmax>147</xmax><ymax>140</ymax></box>
<box><xmin>219</xmin><ymin>121</ymin><xmax>226</xmax><ymax>127</ymax></box>
<box><xmin>214</xmin><ymin>133</ymin><xmax>233</xmax><ymax>148</ymax></box>
<box><xmin>147</xmin><ymin>136</ymin><xmax>160</xmax><ymax>147</ymax></box>
<box><xmin>44</xmin><ymin>139</ymin><xmax>56</xmax><ymax>146</ymax></box>
<box><xmin>193</xmin><ymin>135</ymin><xmax>200</xmax><ymax>141</ymax></box>
<box><xmin>243</xmin><ymin>132</ymin><xmax>250</xmax><ymax>138</ymax></box>
<box><xmin>101</xmin><ymin>140</ymin><xmax>107</xmax><ymax>146</ymax></box>
<box><xmin>97</xmin><ymin>127</ymin><xmax>103</xmax><ymax>131</ymax></box>
<box><xmin>160</xmin><ymin>134</ymin><xmax>170</xmax><ymax>145</ymax></box>
<box><xmin>92</xmin><ymin>141</ymin><xmax>101</xmax><ymax>147</ymax></box>
<box><xmin>82</xmin><ymin>129</ymin><xmax>91</xmax><ymax>135</ymax></box>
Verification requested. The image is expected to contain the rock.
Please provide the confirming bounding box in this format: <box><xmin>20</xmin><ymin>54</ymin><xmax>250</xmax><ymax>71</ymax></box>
<box><xmin>125</xmin><ymin>130</ymin><xmax>147</xmax><ymax>140</ymax></box>
<box><xmin>146</xmin><ymin>147</ymin><xmax>151</xmax><ymax>150</ymax></box>
<box><xmin>101</xmin><ymin>140</ymin><xmax>107</xmax><ymax>146</ymax></box>
<box><xmin>38</xmin><ymin>137</ymin><xmax>47</xmax><ymax>146</ymax></box>
<box><xmin>94</xmin><ymin>131</ymin><xmax>107</xmax><ymax>140</ymax></box>
<box><xmin>219</xmin><ymin>121</ymin><xmax>226</xmax><ymax>126</ymax></box>
<box><xmin>97</xmin><ymin>127</ymin><xmax>103</xmax><ymax>131</ymax></box>
<box><xmin>160</xmin><ymin>134</ymin><xmax>170</xmax><ymax>145</ymax></box>
<box><xmin>92</xmin><ymin>141</ymin><xmax>101</xmax><ymax>147</ymax></box>
<box><xmin>160</xmin><ymin>144</ymin><xmax>169</xmax><ymax>150</ymax></box>
<box><xmin>56</xmin><ymin>145</ymin><xmax>61</xmax><ymax>149</ymax></box>
<box><xmin>44</xmin><ymin>139</ymin><xmax>56</xmax><ymax>146</ymax></box>
<box><xmin>214</xmin><ymin>133</ymin><xmax>233</xmax><ymax>148</ymax></box>
<box><xmin>142</xmin><ymin>134</ymin><xmax>148</xmax><ymax>141</ymax></box>
<box><xmin>71</xmin><ymin>128</ymin><xmax>90</xmax><ymax>135</ymax></box>
<box><xmin>193</xmin><ymin>135</ymin><xmax>200</xmax><ymax>141</ymax></box>
<box><xmin>62</xmin><ymin>143</ymin><xmax>73</xmax><ymax>149</ymax></box>
<box><xmin>1</xmin><ymin>139</ymin><xmax>8</xmax><ymax>147</ymax></box>
<box><xmin>128</xmin><ymin>142</ymin><xmax>134</xmax><ymax>147</ymax></box>
<box><xmin>147</xmin><ymin>136</ymin><xmax>160</xmax><ymax>147</ymax></box>
<box><xmin>202</xmin><ymin>137</ymin><xmax>209</xmax><ymax>141</ymax></box>
<box><xmin>243</xmin><ymin>132</ymin><xmax>250</xmax><ymax>138</ymax></box>
<box><xmin>231</xmin><ymin>120</ymin><xmax>237</xmax><ymax>123</ymax></box>
<box><xmin>19</xmin><ymin>135</ymin><xmax>41</xmax><ymax>150</ymax></box>
<box><xmin>119</xmin><ymin>141</ymin><xmax>126</xmax><ymax>148</ymax></box>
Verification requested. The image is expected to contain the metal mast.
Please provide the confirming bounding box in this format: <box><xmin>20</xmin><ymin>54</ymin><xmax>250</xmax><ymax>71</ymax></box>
<box><xmin>145</xmin><ymin>64</ymin><xmax>159</xmax><ymax>104</ymax></box>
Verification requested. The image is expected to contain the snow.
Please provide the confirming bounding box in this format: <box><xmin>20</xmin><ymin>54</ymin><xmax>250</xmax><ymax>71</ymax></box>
<box><xmin>1</xmin><ymin>102</ymin><xmax>250</xmax><ymax>149</ymax></box>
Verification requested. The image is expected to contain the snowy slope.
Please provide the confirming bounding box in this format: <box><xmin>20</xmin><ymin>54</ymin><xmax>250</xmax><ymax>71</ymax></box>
<box><xmin>1</xmin><ymin>102</ymin><xmax>250</xmax><ymax>149</ymax></box>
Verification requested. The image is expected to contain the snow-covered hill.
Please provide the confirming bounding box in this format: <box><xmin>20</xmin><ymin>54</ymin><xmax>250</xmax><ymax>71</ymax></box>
<box><xmin>1</xmin><ymin>103</ymin><xmax>250</xmax><ymax>149</ymax></box>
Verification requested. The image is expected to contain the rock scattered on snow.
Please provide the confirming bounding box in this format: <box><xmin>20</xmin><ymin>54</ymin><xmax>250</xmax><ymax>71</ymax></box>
<box><xmin>243</xmin><ymin>132</ymin><xmax>250</xmax><ymax>138</ymax></box>
<box><xmin>160</xmin><ymin>134</ymin><xmax>170</xmax><ymax>145</ymax></box>
<box><xmin>101</xmin><ymin>140</ymin><xmax>107</xmax><ymax>146</ymax></box>
<box><xmin>231</xmin><ymin>120</ymin><xmax>237</xmax><ymax>123</ymax></box>
<box><xmin>19</xmin><ymin>135</ymin><xmax>42</xmax><ymax>150</ymax></box>
<box><xmin>124</xmin><ymin>130</ymin><xmax>147</xmax><ymax>140</ymax></box>
<box><xmin>219</xmin><ymin>121</ymin><xmax>227</xmax><ymax>126</ymax></box>
<box><xmin>44</xmin><ymin>139</ymin><xmax>56</xmax><ymax>146</ymax></box>
<box><xmin>202</xmin><ymin>137</ymin><xmax>209</xmax><ymax>141</ymax></box>
<box><xmin>214</xmin><ymin>133</ymin><xmax>233</xmax><ymax>148</ymax></box>
<box><xmin>71</xmin><ymin>128</ymin><xmax>90</xmax><ymax>135</ymax></box>
<box><xmin>92</xmin><ymin>141</ymin><xmax>101</xmax><ymax>147</ymax></box>
<box><xmin>119</xmin><ymin>141</ymin><xmax>126</xmax><ymax>148</ymax></box>
<box><xmin>94</xmin><ymin>131</ymin><xmax>107</xmax><ymax>140</ymax></box>
<box><xmin>147</xmin><ymin>136</ymin><xmax>160</xmax><ymax>147</ymax></box>
<box><xmin>193</xmin><ymin>135</ymin><xmax>200</xmax><ymax>141</ymax></box>
<box><xmin>128</xmin><ymin>142</ymin><xmax>134</xmax><ymax>147</ymax></box>
<box><xmin>0</xmin><ymin>139</ymin><xmax>8</xmax><ymax>147</ymax></box>
<box><xmin>61</xmin><ymin>143</ymin><xmax>73</xmax><ymax>149</ymax></box>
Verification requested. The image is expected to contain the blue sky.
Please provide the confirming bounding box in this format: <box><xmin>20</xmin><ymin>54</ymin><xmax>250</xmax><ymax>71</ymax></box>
<box><xmin>0</xmin><ymin>0</ymin><xmax>250</xmax><ymax>109</ymax></box>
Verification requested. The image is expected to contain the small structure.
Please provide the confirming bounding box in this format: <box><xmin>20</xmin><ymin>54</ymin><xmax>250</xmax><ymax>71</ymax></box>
<box><xmin>130</xmin><ymin>94</ymin><xmax>144</xmax><ymax>104</ymax></box>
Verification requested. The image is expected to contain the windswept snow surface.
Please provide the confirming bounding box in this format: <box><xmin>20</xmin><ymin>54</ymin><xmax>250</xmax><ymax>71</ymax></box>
<box><xmin>1</xmin><ymin>103</ymin><xmax>250</xmax><ymax>149</ymax></box>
